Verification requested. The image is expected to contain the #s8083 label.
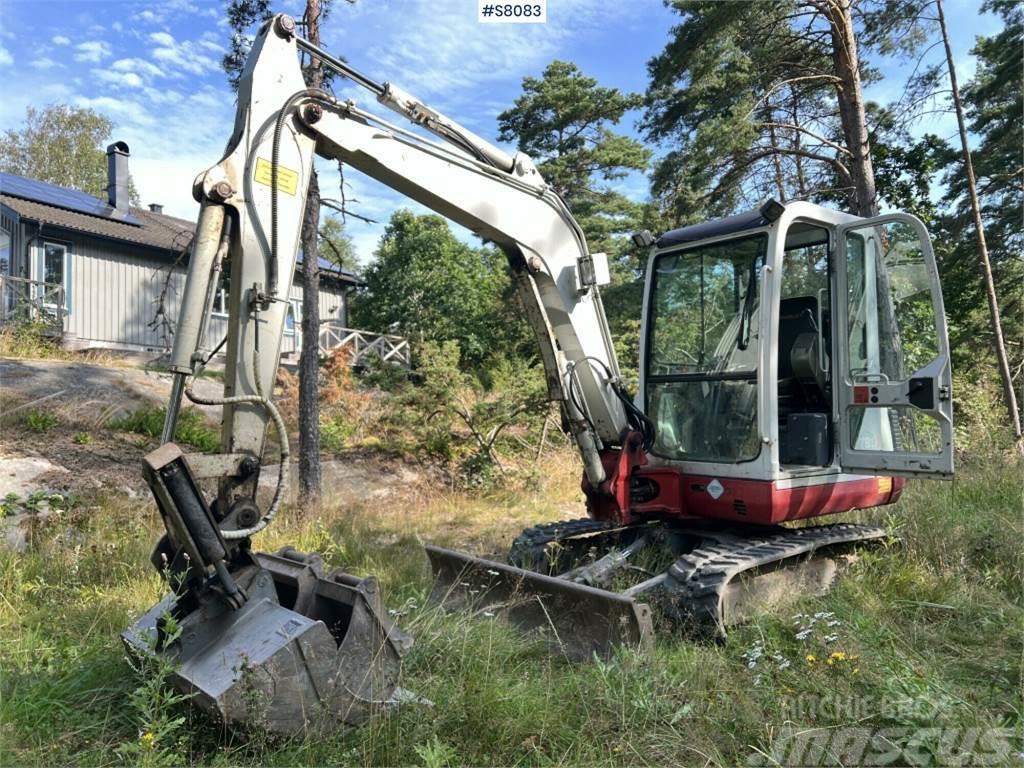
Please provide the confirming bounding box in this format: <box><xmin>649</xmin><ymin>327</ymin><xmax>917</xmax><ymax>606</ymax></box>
<box><xmin>254</xmin><ymin>157</ymin><xmax>299</xmax><ymax>196</ymax></box>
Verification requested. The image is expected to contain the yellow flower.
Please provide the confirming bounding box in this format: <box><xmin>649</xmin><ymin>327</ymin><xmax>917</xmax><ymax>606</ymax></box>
<box><xmin>140</xmin><ymin>731</ymin><xmax>156</xmax><ymax>749</ymax></box>
<box><xmin>805</xmin><ymin>654</ymin><xmax>816</xmax><ymax>664</ymax></box>
<box><xmin>829</xmin><ymin>651</ymin><xmax>848</xmax><ymax>662</ymax></box>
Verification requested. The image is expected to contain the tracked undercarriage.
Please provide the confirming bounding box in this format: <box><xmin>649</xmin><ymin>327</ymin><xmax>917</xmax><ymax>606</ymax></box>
<box><xmin>427</xmin><ymin>519</ymin><xmax>887</xmax><ymax>660</ymax></box>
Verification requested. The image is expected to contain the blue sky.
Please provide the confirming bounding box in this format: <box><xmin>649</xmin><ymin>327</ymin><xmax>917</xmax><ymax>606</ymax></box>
<box><xmin>0</xmin><ymin>0</ymin><xmax>1002</xmax><ymax>264</ymax></box>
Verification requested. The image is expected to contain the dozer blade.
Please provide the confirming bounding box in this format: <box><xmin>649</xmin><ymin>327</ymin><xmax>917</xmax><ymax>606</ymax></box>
<box><xmin>425</xmin><ymin>544</ymin><xmax>653</xmax><ymax>662</ymax></box>
<box><xmin>123</xmin><ymin>548</ymin><xmax>411</xmax><ymax>735</ymax></box>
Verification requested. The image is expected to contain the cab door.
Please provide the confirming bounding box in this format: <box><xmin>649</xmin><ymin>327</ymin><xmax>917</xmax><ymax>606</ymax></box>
<box><xmin>834</xmin><ymin>214</ymin><xmax>953</xmax><ymax>477</ymax></box>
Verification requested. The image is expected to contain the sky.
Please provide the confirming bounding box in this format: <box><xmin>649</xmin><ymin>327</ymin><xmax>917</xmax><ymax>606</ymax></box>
<box><xmin>0</xmin><ymin>0</ymin><xmax>1004</xmax><ymax>265</ymax></box>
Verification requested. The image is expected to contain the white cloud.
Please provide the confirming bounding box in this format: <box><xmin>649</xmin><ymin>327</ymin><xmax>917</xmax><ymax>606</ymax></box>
<box><xmin>52</xmin><ymin>35</ymin><xmax>71</xmax><ymax>46</ymax></box>
<box><xmin>0</xmin><ymin>46</ymin><xmax>12</xmax><ymax>67</ymax></box>
<box><xmin>111</xmin><ymin>57</ymin><xmax>166</xmax><ymax>80</ymax></box>
<box><xmin>30</xmin><ymin>57</ymin><xmax>60</xmax><ymax>71</ymax></box>
<box><xmin>149</xmin><ymin>31</ymin><xmax>175</xmax><ymax>47</ymax></box>
<box><xmin>74</xmin><ymin>40</ymin><xmax>112</xmax><ymax>63</ymax></box>
<box><xmin>73</xmin><ymin>94</ymin><xmax>156</xmax><ymax>126</ymax></box>
<box><xmin>149</xmin><ymin>32</ymin><xmax>220</xmax><ymax>76</ymax></box>
<box><xmin>359</xmin><ymin>0</ymin><xmax>625</xmax><ymax>97</ymax></box>
<box><xmin>92</xmin><ymin>69</ymin><xmax>145</xmax><ymax>89</ymax></box>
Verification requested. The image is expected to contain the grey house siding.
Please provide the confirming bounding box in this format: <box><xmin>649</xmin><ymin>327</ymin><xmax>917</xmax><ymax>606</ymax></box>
<box><xmin>24</xmin><ymin>226</ymin><xmax>349</xmax><ymax>353</ymax></box>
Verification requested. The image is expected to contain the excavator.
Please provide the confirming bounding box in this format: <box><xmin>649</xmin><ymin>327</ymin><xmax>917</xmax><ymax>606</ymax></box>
<box><xmin>123</xmin><ymin>14</ymin><xmax>954</xmax><ymax>735</ymax></box>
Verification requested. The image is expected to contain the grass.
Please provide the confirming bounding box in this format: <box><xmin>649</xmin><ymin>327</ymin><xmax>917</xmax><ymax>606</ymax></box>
<box><xmin>23</xmin><ymin>409</ymin><xmax>59</xmax><ymax>433</ymax></box>
<box><xmin>0</xmin><ymin>454</ymin><xmax>1020</xmax><ymax>767</ymax></box>
<box><xmin>0</xmin><ymin>321</ymin><xmax>122</xmax><ymax>367</ymax></box>
<box><xmin>108</xmin><ymin>406</ymin><xmax>220</xmax><ymax>454</ymax></box>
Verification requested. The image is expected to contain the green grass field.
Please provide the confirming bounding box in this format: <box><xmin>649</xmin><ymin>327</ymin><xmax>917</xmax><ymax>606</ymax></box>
<box><xmin>1</xmin><ymin>454</ymin><xmax>1021</xmax><ymax>767</ymax></box>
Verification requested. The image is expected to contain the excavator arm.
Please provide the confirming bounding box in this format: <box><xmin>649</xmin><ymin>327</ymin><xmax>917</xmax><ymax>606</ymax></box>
<box><xmin>165</xmin><ymin>13</ymin><xmax>634</xmax><ymax>524</ymax></box>
<box><xmin>125</xmin><ymin>14</ymin><xmax>646</xmax><ymax>734</ymax></box>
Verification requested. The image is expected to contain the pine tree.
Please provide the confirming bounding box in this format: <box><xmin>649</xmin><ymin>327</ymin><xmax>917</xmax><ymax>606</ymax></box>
<box><xmin>643</xmin><ymin>0</ymin><xmax>926</xmax><ymax>222</ymax></box>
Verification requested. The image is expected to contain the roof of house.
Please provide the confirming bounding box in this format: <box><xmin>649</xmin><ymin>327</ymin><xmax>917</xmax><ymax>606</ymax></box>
<box><xmin>0</xmin><ymin>171</ymin><xmax>361</xmax><ymax>285</ymax></box>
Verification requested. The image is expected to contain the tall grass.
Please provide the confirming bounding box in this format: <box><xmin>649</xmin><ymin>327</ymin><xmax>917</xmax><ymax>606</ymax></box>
<box><xmin>108</xmin><ymin>406</ymin><xmax>220</xmax><ymax>454</ymax></box>
<box><xmin>1</xmin><ymin>455</ymin><xmax>1020</xmax><ymax>767</ymax></box>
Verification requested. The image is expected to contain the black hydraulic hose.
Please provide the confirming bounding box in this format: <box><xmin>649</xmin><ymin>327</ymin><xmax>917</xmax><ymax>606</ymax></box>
<box><xmin>269</xmin><ymin>88</ymin><xmax>327</xmax><ymax>297</ymax></box>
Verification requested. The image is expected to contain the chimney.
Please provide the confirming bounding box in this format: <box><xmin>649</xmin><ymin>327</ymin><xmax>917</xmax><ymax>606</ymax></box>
<box><xmin>148</xmin><ymin>203</ymin><xmax>163</xmax><ymax>214</ymax></box>
<box><xmin>106</xmin><ymin>141</ymin><xmax>130</xmax><ymax>211</ymax></box>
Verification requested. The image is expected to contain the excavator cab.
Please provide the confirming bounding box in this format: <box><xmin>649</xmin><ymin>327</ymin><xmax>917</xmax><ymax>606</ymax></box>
<box><xmin>429</xmin><ymin>201</ymin><xmax>955</xmax><ymax>657</ymax></box>
<box><xmin>640</xmin><ymin>201</ymin><xmax>953</xmax><ymax>522</ymax></box>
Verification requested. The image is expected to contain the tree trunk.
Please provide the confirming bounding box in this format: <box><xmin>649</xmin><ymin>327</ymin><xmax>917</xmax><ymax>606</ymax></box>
<box><xmin>298</xmin><ymin>171</ymin><xmax>322</xmax><ymax>505</ymax></box>
<box><xmin>766</xmin><ymin>108</ymin><xmax>787</xmax><ymax>201</ymax></box>
<box><xmin>298</xmin><ymin>0</ymin><xmax>324</xmax><ymax>505</ymax></box>
<box><xmin>824</xmin><ymin>0</ymin><xmax>878</xmax><ymax>216</ymax></box>
<box><xmin>936</xmin><ymin>0</ymin><xmax>1023</xmax><ymax>451</ymax></box>
<box><xmin>791</xmin><ymin>95</ymin><xmax>808</xmax><ymax>198</ymax></box>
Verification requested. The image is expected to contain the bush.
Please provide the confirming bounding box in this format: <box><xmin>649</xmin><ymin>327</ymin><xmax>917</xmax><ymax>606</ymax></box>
<box><xmin>320</xmin><ymin>415</ymin><xmax>356</xmax><ymax>453</ymax></box>
<box><xmin>0</xmin><ymin>320</ymin><xmax>62</xmax><ymax>359</ymax></box>
<box><xmin>109</xmin><ymin>406</ymin><xmax>220</xmax><ymax>453</ymax></box>
<box><xmin>24</xmin><ymin>409</ymin><xmax>59</xmax><ymax>433</ymax></box>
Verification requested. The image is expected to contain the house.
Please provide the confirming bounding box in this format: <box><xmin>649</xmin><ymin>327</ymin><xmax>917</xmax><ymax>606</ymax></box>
<box><xmin>0</xmin><ymin>143</ymin><xmax>408</xmax><ymax>365</ymax></box>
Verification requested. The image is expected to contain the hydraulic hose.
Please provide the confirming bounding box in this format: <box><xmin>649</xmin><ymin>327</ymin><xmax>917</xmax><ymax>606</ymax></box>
<box><xmin>184</xmin><ymin>382</ymin><xmax>289</xmax><ymax>540</ymax></box>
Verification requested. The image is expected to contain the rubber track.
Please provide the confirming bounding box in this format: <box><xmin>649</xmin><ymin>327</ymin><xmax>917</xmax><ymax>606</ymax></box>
<box><xmin>663</xmin><ymin>522</ymin><xmax>887</xmax><ymax>639</ymax></box>
<box><xmin>509</xmin><ymin>518</ymin><xmax>617</xmax><ymax>572</ymax></box>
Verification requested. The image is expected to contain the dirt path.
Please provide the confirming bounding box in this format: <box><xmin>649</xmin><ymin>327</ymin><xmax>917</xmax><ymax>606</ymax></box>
<box><xmin>0</xmin><ymin>357</ymin><xmax>421</xmax><ymax>503</ymax></box>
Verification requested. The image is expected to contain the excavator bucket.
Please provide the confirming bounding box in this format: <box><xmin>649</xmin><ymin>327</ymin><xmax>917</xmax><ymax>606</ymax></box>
<box><xmin>123</xmin><ymin>548</ymin><xmax>411</xmax><ymax>736</ymax></box>
<box><xmin>425</xmin><ymin>545</ymin><xmax>653</xmax><ymax>662</ymax></box>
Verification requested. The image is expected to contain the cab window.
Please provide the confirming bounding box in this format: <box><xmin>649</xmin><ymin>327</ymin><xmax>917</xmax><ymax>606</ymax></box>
<box><xmin>646</xmin><ymin>235</ymin><xmax>766</xmax><ymax>463</ymax></box>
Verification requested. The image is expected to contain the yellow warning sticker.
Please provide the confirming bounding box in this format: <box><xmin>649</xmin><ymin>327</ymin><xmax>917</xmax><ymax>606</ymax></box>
<box><xmin>254</xmin><ymin>157</ymin><xmax>299</xmax><ymax>196</ymax></box>
<box><xmin>877</xmin><ymin>476</ymin><xmax>892</xmax><ymax>495</ymax></box>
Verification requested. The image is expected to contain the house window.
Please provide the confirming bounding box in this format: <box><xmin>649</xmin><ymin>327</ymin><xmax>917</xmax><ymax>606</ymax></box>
<box><xmin>285</xmin><ymin>298</ymin><xmax>301</xmax><ymax>334</ymax></box>
<box><xmin>41</xmin><ymin>241</ymin><xmax>70</xmax><ymax>312</ymax></box>
<box><xmin>0</xmin><ymin>228</ymin><xmax>10</xmax><ymax>275</ymax></box>
<box><xmin>212</xmin><ymin>283</ymin><xmax>229</xmax><ymax>316</ymax></box>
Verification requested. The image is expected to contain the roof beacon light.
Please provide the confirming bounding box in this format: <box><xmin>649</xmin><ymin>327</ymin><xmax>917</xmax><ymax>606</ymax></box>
<box><xmin>759</xmin><ymin>198</ymin><xmax>786</xmax><ymax>222</ymax></box>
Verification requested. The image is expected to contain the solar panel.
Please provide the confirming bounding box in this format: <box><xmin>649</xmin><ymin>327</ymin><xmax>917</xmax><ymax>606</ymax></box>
<box><xmin>295</xmin><ymin>249</ymin><xmax>360</xmax><ymax>281</ymax></box>
<box><xmin>0</xmin><ymin>172</ymin><xmax>142</xmax><ymax>226</ymax></box>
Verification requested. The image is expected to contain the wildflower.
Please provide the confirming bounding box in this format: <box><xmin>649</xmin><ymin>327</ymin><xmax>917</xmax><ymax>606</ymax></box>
<box><xmin>140</xmin><ymin>731</ymin><xmax>156</xmax><ymax>749</ymax></box>
<box><xmin>824</xmin><ymin>633</ymin><xmax>839</xmax><ymax>643</ymax></box>
<box><xmin>805</xmin><ymin>654</ymin><xmax>816</xmax><ymax>664</ymax></box>
<box><xmin>826</xmin><ymin>650</ymin><xmax>848</xmax><ymax>666</ymax></box>
<box><xmin>795</xmin><ymin>628</ymin><xmax>813</xmax><ymax>641</ymax></box>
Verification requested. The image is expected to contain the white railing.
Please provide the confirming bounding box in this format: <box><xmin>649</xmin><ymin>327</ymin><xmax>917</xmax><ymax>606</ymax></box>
<box><xmin>317</xmin><ymin>324</ymin><xmax>411</xmax><ymax>367</ymax></box>
<box><xmin>0</xmin><ymin>275</ymin><xmax>65</xmax><ymax>335</ymax></box>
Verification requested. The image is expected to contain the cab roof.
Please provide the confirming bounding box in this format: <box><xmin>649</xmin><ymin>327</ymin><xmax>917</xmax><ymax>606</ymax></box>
<box><xmin>656</xmin><ymin>207</ymin><xmax>770</xmax><ymax>248</ymax></box>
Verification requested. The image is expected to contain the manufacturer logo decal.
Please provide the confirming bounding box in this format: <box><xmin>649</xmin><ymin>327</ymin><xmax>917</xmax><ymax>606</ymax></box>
<box><xmin>707</xmin><ymin>478</ymin><xmax>724</xmax><ymax>499</ymax></box>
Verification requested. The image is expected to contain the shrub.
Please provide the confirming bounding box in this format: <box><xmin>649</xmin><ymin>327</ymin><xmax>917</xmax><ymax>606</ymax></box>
<box><xmin>110</xmin><ymin>406</ymin><xmax>220</xmax><ymax>453</ymax></box>
<box><xmin>24</xmin><ymin>409</ymin><xmax>59</xmax><ymax>433</ymax></box>
<box><xmin>0</xmin><ymin>320</ymin><xmax>62</xmax><ymax>359</ymax></box>
<box><xmin>320</xmin><ymin>415</ymin><xmax>356</xmax><ymax>453</ymax></box>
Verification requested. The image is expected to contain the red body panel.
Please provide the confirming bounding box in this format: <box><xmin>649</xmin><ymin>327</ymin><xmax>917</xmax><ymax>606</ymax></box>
<box><xmin>585</xmin><ymin>440</ymin><xmax>905</xmax><ymax>526</ymax></box>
